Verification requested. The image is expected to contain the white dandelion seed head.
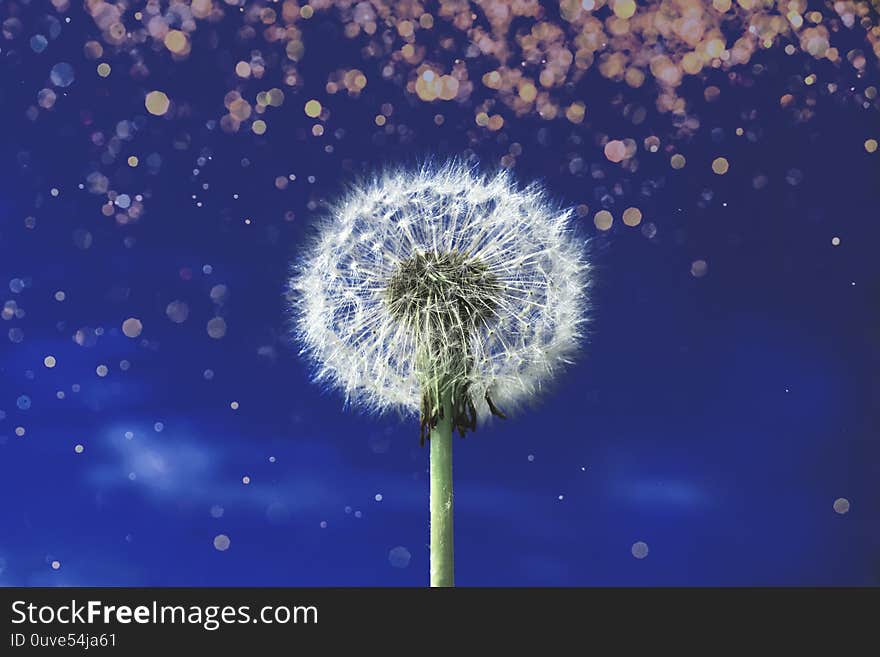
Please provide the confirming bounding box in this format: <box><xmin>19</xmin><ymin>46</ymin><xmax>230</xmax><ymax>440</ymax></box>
<box><xmin>289</xmin><ymin>162</ymin><xmax>590</xmax><ymax>430</ymax></box>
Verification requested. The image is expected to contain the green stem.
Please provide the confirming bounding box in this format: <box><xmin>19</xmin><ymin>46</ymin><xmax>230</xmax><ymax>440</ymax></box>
<box><xmin>429</xmin><ymin>387</ymin><xmax>454</xmax><ymax>587</ymax></box>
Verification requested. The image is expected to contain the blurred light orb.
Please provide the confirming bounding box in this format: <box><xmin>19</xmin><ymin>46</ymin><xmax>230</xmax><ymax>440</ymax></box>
<box><xmin>594</xmin><ymin>210</ymin><xmax>613</xmax><ymax>231</ymax></box>
<box><xmin>207</xmin><ymin>317</ymin><xmax>227</xmax><ymax>339</ymax></box>
<box><xmin>122</xmin><ymin>317</ymin><xmax>143</xmax><ymax>338</ymax></box>
<box><xmin>631</xmin><ymin>541</ymin><xmax>649</xmax><ymax>559</ymax></box>
<box><xmin>304</xmin><ymin>99</ymin><xmax>322</xmax><ymax>118</ymax></box>
<box><xmin>145</xmin><ymin>90</ymin><xmax>170</xmax><ymax>116</ymax></box>
<box><xmin>604</xmin><ymin>140</ymin><xmax>626</xmax><ymax>163</ymax></box>
<box><xmin>833</xmin><ymin>498</ymin><xmax>850</xmax><ymax>515</ymax></box>
<box><xmin>690</xmin><ymin>259</ymin><xmax>709</xmax><ymax>278</ymax></box>
<box><xmin>213</xmin><ymin>534</ymin><xmax>231</xmax><ymax>551</ymax></box>
<box><xmin>50</xmin><ymin>62</ymin><xmax>75</xmax><ymax>87</ymax></box>
<box><xmin>622</xmin><ymin>207</ymin><xmax>643</xmax><ymax>227</ymax></box>
<box><xmin>165</xmin><ymin>300</ymin><xmax>189</xmax><ymax>323</ymax></box>
<box><xmin>388</xmin><ymin>546</ymin><xmax>411</xmax><ymax>568</ymax></box>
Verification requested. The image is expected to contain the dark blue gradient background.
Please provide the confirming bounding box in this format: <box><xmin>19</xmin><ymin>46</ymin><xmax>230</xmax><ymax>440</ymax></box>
<box><xmin>1</xmin><ymin>3</ymin><xmax>878</xmax><ymax>586</ymax></box>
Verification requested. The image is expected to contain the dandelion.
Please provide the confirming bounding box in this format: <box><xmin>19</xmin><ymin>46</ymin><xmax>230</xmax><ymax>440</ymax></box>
<box><xmin>289</xmin><ymin>162</ymin><xmax>590</xmax><ymax>586</ymax></box>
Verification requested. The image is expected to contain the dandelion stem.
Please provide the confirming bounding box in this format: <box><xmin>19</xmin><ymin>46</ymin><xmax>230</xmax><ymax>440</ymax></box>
<box><xmin>429</xmin><ymin>384</ymin><xmax>454</xmax><ymax>587</ymax></box>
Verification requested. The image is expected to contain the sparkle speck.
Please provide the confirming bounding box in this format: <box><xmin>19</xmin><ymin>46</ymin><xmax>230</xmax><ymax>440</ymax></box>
<box><xmin>44</xmin><ymin>355</ymin><xmax>56</xmax><ymax>368</ymax></box>
<box><xmin>74</xmin><ymin>444</ymin><xmax>84</xmax><ymax>454</ymax></box>
<box><xmin>242</xmin><ymin>475</ymin><xmax>251</xmax><ymax>485</ymax></box>
<box><xmin>230</xmin><ymin>401</ymin><xmax>239</xmax><ymax>410</ymax></box>
<box><xmin>51</xmin><ymin>560</ymin><xmax>61</xmax><ymax>570</ymax></box>
<box><xmin>831</xmin><ymin>236</ymin><xmax>840</xmax><ymax>246</ymax></box>
<box><xmin>375</xmin><ymin>493</ymin><xmax>383</xmax><ymax>502</ymax></box>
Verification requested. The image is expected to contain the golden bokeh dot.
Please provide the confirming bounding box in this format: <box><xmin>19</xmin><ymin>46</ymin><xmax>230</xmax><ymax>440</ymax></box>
<box><xmin>565</xmin><ymin>102</ymin><xmax>586</xmax><ymax>124</ymax></box>
<box><xmin>44</xmin><ymin>355</ymin><xmax>56</xmax><ymax>368</ymax></box>
<box><xmin>712</xmin><ymin>157</ymin><xmax>729</xmax><ymax>175</ymax></box>
<box><xmin>622</xmin><ymin>207</ymin><xmax>643</xmax><ymax>227</ymax></box>
<box><xmin>252</xmin><ymin>120</ymin><xmax>267</xmax><ymax>135</ymax></box>
<box><xmin>127</xmin><ymin>156</ymin><xmax>138</xmax><ymax>167</ymax></box>
<box><xmin>164</xmin><ymin>30</ymin><xmax>188</xmax><ymax>54</ymax></box>
<box><xmin>375</xmin><ymin>114</ymin><xmax>386</xmax><ymax>126</ymax></box>
<box><xmin>613</xmin><ymin>0</ymin><xmax>637</xmax><ymax>19</ymax></box>
<box><xmin>518</xmin><ymin>81</ymin><xmax>537</xmax><ymax>103</ymax></box>
<box><xmin>145</xmin><ymin>91</ymin><xmax>170</xmax><ymax>116</ymax></box>
<box><xmin>670</xmin><ymin>153</ymin><xmax>686</xmax><ymax>169</ymax></box>
<box><xmin>865</xmin><ymin>139</ymin><xmax>878</xmax><ymax>153</ymax></box>
<box><xmin>304</xmin><ymin>99</ymin><xmax>322</xmax><ymax>118</ymax></box>
<box><xmin>122</xmin><ymin>317</ymin><xmax>143</xmax><ymax>338</ymax></box>
<box><xmin>230</xmin><ymin>401</ymin><xmax>239</xmax><ymax>410</ymax></box>
<box><xmin>96</xmin><ymin>62</ymin><xmax>111</xmax><ymax>78</ymax></box>
<box><xmin>593</xmin><ymin>210</ymin><xmax>613</xmax><ymax>231</ymax></box>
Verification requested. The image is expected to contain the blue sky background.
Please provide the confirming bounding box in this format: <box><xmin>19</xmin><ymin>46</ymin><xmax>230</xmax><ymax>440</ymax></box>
<box><xmin>1</xmin><ymin>1</ymin><xmax>878</xmax><ymax>586</ymax></box>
